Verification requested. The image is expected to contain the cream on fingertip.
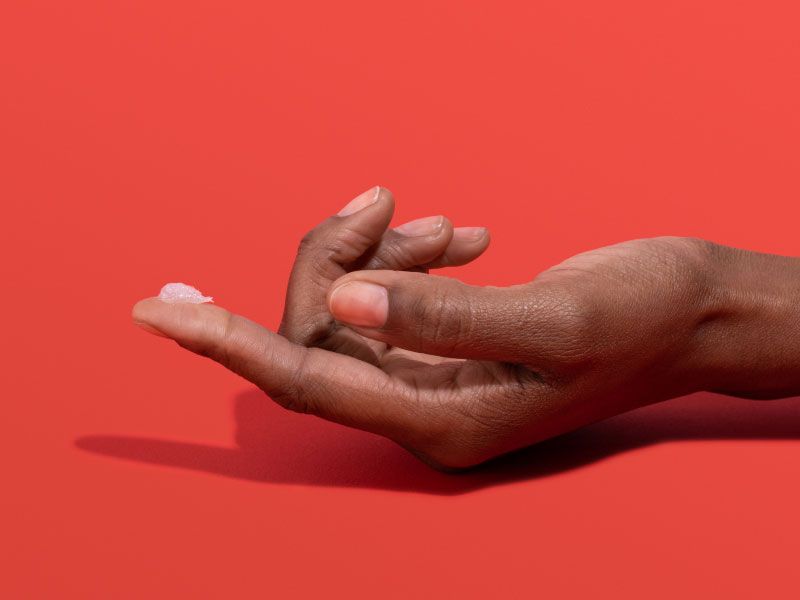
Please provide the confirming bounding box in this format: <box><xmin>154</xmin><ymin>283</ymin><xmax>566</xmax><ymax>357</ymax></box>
<box><xmin>157</xmin><ymin>282</ymin><xmax>214</xmax><ymax>304</ymax></box>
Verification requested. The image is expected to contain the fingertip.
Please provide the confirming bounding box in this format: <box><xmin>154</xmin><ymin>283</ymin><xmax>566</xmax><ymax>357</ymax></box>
<box><xmin>393</xmin><ymin>215</ymin><xmax>448</xmax><ymax>237</ymax></box>
<box><xmin>462</xmin><ymin>226</ymin><xmax>491</xmax><ymax>255</ymax></box>
<box><xmin>452</xmin><ymin>226</ymin><xmax>490</xmax><ymax>245</ymax></box>
<box><xmin>336</xmin><ymin>185</ymin><xmax>395</xmax><ymax>217</ymax></box>
<box><xmin>370</xmin><ymin>185</ymin><xmax>395</xmax><ymax>215</ymax></box>
<box><xmin>132</xmin><ymin>296</ymin><xmax>157</xmax><ymax>319</ymax></box>
<box><xmin>424</xmin><ymin>227</ymin><xmax>490</xmax><ymax>268</ymax></box>
<box><xmin>328</xmin><ymin>280</ymin><xmax>389</xmax><ymax>328</ymax></box>
<box><xmin>132</xmin><ymin>298</ymin><xmax>169</xmax><ymax>338</ymax></box>
<box><xmin>131</xmin><ymin>296</ymin><xmax>230</xmax><ymax>343</ymax></box>
<box><xmin>132</xmin><ymin>298</ymin><xmax>163</xmax><ymax>334</ymax></box>
<box><xmin>376</xmin><ymin>186</ymin><xmax>396</xmax><ymax>216</ymax></box>
<box><xmin>378</xmin><ymin>185</ymin><xmax>394</xmax><ymax>202</ymax></box>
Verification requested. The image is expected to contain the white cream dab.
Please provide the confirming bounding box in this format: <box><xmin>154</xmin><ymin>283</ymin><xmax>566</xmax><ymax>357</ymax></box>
<box><xmin>158</xmin><ymin>282</ymin><xmax>214</xmax><ymax>304</ymax></box>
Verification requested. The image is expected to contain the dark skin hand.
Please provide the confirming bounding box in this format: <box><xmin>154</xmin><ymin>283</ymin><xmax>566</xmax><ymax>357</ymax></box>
<box><xmin>133</xmin><ymin>187</ymin><xmax>800</xmax><ymax>469</ymax></box>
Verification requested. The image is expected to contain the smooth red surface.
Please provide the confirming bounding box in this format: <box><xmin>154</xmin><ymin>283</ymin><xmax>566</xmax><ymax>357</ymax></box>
<box><xmin>3</xmin><ymin>1</ymin><xmax>800</xmax><ymax>597</ymax></box>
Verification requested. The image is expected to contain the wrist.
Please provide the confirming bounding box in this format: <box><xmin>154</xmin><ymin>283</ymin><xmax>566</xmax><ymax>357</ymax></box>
<box><xmin>691</xmin><ymin>241</ymin><xmax>800</xmax><ymax>399</ymax></box>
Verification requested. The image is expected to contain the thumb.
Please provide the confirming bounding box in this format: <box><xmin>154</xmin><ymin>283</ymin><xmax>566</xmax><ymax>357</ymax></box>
<box><xmin>326</xmin><ymin>270</ymin><xmax>540</xmax><ymax>362</ymax></box>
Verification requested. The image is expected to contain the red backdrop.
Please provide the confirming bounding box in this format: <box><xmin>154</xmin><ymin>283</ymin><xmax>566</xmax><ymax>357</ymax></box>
<box><xmin>3</xmin><ymin>1</ymin><xmax>800</xmax><ymax>597</ymax></box>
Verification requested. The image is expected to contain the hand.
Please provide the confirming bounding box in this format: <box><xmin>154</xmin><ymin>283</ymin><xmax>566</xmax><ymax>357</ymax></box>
<box><xmin>276</xmin><ymin>186</ymin><xmax>491</xmax><ymax>365</ymax></box>
<box><xmin>132</xmin><ymin>187</ymin><xmax>800</xmax><ymax>469</ymax></box>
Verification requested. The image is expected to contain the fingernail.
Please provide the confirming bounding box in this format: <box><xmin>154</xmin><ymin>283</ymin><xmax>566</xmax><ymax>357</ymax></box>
<box><xmin>338</xmin><ymin>186</ymin><xmax>381</xmax><ymax>216</ymax></box>
<box><xmin>453</xmin><ymin>227</ymin><xmax>487</xmax><ymax>242</ymax></box>
<box><xmin>394</xmin><ymin>215</ymin><xmax>444</xmax><ymax>237</ymax></box>
<box><xmin>329</xmin><ymin>281</ymin><xmax>388</xmax><ymax>328</ymax></box>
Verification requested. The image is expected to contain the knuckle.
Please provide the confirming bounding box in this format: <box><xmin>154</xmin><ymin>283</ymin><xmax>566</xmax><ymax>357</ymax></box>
<box><xmin>298</xmin><ymin>220</ymin><xmax>375</xmax><ymax>269</ymax></box>
<box><xmin>297</xmin><ymin>226</ymin><xmax>335</xmax><ymax>264</ymax></box>
<box><xmin>296</xmin><ymin>219</ymin><xmax>346</xmax><ymax>258</ymax></box>
<box><xmin>549</xmin><ymin>287</ymin><xmax>594</xmax><ymax>342</ymax></box>
<box><xmin>538</xmin><ymin>284</ymin><xmax>591</xmax><ymax>337</ymax></box>
<box><xmin>296</xmin><ymin>227</ymin><xmax>346</xmax><ymax>284</ymax></box>
<box><xmin>526</xmin><ymin>283</ymin><xmax>599</xmax><ymax>368</ymax></box>
<box><xmin>297</xmin><ymin>227</ymin><xmax>321</xmax><ymax>256</ymax></box>
<box><xmin>653</xmin><ymin>236</ymin><xmax>726</xmax><ymax>325</ymax></box>
<box><xmin>368</xmin><ymin>240</ymin><xmax>416</xmax><ymax>270</ymax></box>
<box><xmin>214</xmin><ymin>312</ymin><xmax>250</xmax><ymax>374</ymax></box>
<box><xmin>190</xmin><ymin>310</ymin><xmax>249</xmax><ymax>373</ymax></box>
<box><xmin>652</xmin><ymin>235</ymin><xmax>715</xmax><ymax>258</ymax></box>
<box><xmin>411</xmin><ymin>283</ymin><xmax>473</xmax><ymax>354</ymax></box>
<box><xmin>631</xmin><ymin>236</ymin><xmax>720</xmax><ymax>309</ymax></box>
<box><xmin>269</xmin><ymin>350</ymin><xmax>313</xmax><ymax>415</ymax></box>
<box><xmin>270</xmin><ymin>386</ymin><xmax>310</xmax><ymax>415</ymax></box>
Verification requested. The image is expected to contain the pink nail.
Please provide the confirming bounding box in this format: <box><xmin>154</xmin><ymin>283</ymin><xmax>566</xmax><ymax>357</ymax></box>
<box><xmin>453</xmin><ymin>227</ymin><xmax>487</xmax><ymax>242</ymax></box>
<box><xmin>338</xmin><ymin>186</ymin><xmax>381</xmax><ymax>216</ymax></box>
<box><xmin>394</xmin><ymin>216</ymin><xmax>444</xmax><ymax>237</ymax></box>
<box><xmin>328</xmin><ymin>281</ymin><xmax>388</xmax><ymax>328</ymax></box>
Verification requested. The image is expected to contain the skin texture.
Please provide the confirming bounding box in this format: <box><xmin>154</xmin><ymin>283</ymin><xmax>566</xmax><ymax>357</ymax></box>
<box><xmin>132</xmin><ymin>186</ymin><xmax>800</xmax><ymax>469</ymax></box>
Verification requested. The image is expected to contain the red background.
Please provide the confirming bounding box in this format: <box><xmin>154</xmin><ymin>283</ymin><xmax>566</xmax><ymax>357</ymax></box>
<box><xmin>3</xmin><ymin>1</ymin><xmax>800</xmax><ymax>597</ymax></box>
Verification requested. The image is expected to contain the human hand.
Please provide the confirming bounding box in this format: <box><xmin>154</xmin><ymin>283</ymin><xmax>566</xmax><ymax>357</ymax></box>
<box><xmin>132</xmin><ymin>187</ymin><xmax>800</xmax><ymax>468</ymax></box>
<box><xmin>276</xmin><ymin>186</ymin><xmax>491</xmax><ymax>365</ymax></box>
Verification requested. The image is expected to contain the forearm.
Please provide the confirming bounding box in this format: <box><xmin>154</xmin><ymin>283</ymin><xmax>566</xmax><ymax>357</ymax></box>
<box><xmin>696</xmin><ymin>243</ymin><xmax>800</xmax><ymax>399</ymax></box>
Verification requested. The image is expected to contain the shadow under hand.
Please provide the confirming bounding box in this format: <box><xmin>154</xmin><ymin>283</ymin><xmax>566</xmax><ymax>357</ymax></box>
<box><xmin>75</xmin><ymin>389</ymin><xmax>800</xmax><ymax>495</ymax></box>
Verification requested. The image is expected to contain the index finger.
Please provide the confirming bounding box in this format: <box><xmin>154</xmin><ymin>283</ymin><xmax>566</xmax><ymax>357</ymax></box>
<box><xmin>133</xmin><ymin>297</ymin><xmax>420</xmax><ymax>439</ymax></box>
